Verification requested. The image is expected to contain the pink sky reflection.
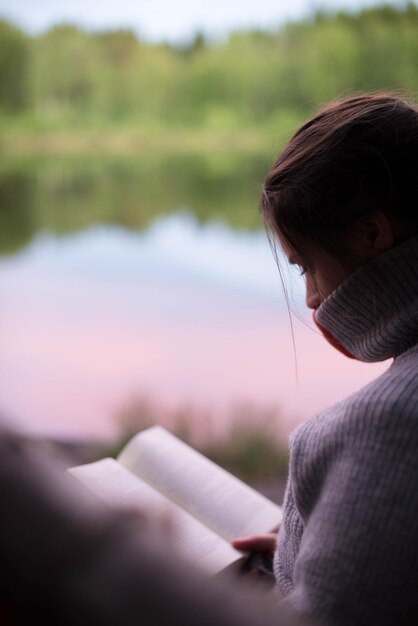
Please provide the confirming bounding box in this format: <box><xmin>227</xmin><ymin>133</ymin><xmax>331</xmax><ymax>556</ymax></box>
<box><xmin>0</xmin><ymin>222</ymin><xmax>389</xmax><ymax>442</ymax></box>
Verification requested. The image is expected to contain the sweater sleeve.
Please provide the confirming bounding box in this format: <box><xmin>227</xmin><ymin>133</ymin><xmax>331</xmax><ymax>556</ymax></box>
<box><xmin>283</xmin><ymin>409</ymin><xmax>418</xmax><ymax>626</ymax></box>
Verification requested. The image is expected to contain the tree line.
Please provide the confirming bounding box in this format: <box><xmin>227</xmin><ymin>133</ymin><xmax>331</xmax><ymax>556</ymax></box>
<box><xmin>1</xmin><ymin>3</ymin><xmax>418</xmax><ymax>130</ymax></box>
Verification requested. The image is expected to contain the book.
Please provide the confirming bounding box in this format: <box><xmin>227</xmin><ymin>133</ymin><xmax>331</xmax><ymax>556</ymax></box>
<box><xmin>68</xmin><ymin>425</ymin><xmax>282</xmax><ymax>576</ymax></box>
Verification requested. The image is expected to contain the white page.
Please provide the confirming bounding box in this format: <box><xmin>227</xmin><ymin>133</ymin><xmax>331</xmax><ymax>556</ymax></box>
<box><xmin>69</xmin><ymin>458</ymin><xmax>241</xmax><ymax>575</ymax></box>
<box><xmin>118</xmin><ymin>426</ymin><xmax>282</xmax><ymax>542</ymax></box>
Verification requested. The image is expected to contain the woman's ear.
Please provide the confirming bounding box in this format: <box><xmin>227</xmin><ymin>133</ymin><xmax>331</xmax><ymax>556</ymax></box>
<box><xmin>350</xmin><ymin>210</ymin><xmax>395</xmax><ymax>258</ymax></box>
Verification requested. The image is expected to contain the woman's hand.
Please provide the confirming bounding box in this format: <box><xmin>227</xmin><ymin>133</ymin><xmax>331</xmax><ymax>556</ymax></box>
<box><xmin>231</xmin><ymin>533</ymin><xmax>278</xmax><ymax>584</ymax></box>
<box><xmin>231</xmin><ymin>533</ymin><xmax>277</xmax><ymax>556</ymax></box>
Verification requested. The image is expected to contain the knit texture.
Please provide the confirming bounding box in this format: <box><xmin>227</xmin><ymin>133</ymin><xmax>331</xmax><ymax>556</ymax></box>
<box><xmin>314</xmin><ymin>237</ymin><xmax>418</xmax><ymax>362</ymax></box>
<box><xmin>274</xmin><ymin>238</ymin><xmax>418</xmax><ymax>626</ymax></box>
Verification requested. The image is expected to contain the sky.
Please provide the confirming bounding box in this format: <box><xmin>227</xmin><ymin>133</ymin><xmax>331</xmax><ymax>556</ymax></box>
<box><xmin>0</xmin><ymin>0</ymin><xmax>407</xmax><ymax>43</ymax></box>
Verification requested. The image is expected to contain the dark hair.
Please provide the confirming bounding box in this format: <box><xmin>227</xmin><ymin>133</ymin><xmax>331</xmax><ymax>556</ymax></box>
<box><xmin>261</xmin><ymin>93</ymin><xmax>418</xmax><ymax>258</ymax></box>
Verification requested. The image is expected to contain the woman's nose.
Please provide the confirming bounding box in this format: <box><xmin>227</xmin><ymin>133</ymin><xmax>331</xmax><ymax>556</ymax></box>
<box><xmin>305</xmin><ymin>277</ymin><xmax>321</xmax><ymax>310</ymax></box>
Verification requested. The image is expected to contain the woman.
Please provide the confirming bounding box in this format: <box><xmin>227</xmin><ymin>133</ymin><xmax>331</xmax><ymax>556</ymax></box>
<box><xmin>233</xmin><ymin>93</ymin><xmax>418</xmax><ymax>626</ymax></box>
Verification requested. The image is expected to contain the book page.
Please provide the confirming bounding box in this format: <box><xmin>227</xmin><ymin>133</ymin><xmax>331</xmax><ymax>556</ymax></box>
<box><xmin>118</xmin><ymin>426</ymin><xmax>282</xmax><ymax>542</ymax></box>
<box><xmin>69</xmin><ymin>458</ymin><xmax>241</xmax><ymax>575</ymax></box>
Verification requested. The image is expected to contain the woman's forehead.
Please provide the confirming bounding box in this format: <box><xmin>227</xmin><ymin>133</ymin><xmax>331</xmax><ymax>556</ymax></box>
<box><xmin>276</xmin><ymin>232</ymin><xmax>308</xmax><ymax>263</ymax></box>
<box><xmin>275</xmin><ymin>232</ymin><xmax>294</xmax><ymax>258</ymax></box>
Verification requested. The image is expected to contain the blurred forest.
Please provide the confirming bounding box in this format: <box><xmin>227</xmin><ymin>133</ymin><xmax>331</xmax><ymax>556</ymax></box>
<box><xmin>0</xmin><ymin>3</ymin><xmax>418</xmax><ymax>253</ymax></box>
<box><xmin>1</xmin><ymin>4</ymin><xmax>418</xmax><ymax>141</ymax></box>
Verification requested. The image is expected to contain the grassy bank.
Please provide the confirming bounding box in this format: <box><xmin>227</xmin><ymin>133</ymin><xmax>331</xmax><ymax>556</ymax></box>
<box><xmin>0</xmin><ymin>113</ymin><xmax>302</xmax><ymax>157</ymax></box>
<box><xmin>0</xmin><ymin>128</ymin><xmax>272</xmax><ymax>157</ymax></box>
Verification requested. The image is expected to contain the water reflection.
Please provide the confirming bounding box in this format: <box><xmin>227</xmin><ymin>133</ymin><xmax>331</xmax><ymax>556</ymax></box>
<box><xmin>0</xmin><ymin>171</ymin><xmax>36</xmax><ymax>253</ymax></box>
<box><xmin>0</xmin><ymin>153</ymin><xmax>271</xmax><ymax>254</ymax></box>
<box><xmin>0</xmin><ymin>213</ymin><xmax>386</xmax><ymax>440</ymax></box>
<box><xmin>20</xmin><ymin>212</ymin><xmax>294</xmax><ymax>303</ymax></box>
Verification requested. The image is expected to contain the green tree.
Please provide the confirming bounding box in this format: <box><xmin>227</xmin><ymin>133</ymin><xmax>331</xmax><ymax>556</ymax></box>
<box><xmin>32</xmin><ymin>25</ymin><xmax>96</xmax><ymax>119</ymax></box>
<box><xmin>0</xmin><ymin>20</ymin><xmax>29</xmax><ymax>112</ymax></box>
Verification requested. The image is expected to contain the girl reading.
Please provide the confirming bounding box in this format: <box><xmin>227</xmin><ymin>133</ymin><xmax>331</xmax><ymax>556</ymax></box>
<box><xmin>233</xmin><ymin>93</ymin><xmax>418</xmax><ymax>626</ymax></box>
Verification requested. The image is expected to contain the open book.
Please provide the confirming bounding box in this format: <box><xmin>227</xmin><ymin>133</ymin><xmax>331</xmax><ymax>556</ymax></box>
<box><xmin>69</xmin><ymin>426</ymin><xmax>282</xmax><ymax>576</ymax></box>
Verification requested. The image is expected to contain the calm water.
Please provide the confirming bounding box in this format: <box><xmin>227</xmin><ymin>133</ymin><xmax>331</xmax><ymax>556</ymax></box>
<box><xmin>0</xmin><ymin>157</ymin><xmax>387</xmax><ymax>440</ymax></box>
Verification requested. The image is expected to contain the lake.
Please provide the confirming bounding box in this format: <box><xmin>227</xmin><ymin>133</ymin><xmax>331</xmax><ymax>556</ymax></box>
<box><xmin>0</xmin><ymin>155</ymin><xmax>387</xmax><ymax>441</ymax></box>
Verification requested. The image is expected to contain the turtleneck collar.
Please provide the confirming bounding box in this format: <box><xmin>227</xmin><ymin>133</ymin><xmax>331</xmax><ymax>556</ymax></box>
<box><xmin>313</xmin><ymin>237</ymin><xmax>418</xmax><ymax>363</ymax></box>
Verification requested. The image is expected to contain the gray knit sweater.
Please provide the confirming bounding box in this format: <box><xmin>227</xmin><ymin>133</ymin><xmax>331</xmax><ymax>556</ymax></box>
<box><xmin>273</xmin><ymin>237</ymin><xmax>418</xmax><ymax>626</ymax></box>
